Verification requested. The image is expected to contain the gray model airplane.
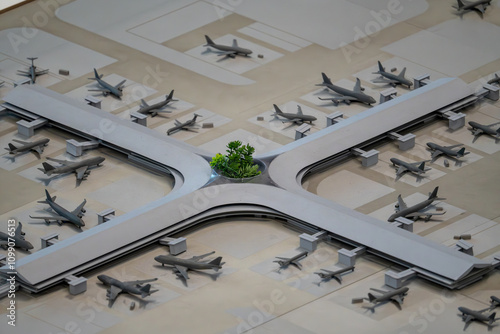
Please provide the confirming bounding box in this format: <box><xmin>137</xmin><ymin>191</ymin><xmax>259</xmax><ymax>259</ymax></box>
<box><xmin>468</xmin><ymin>121</ymin><xmax>500</xmax><ymax>143</ymax></box>
<box><xmin>490</xmin><ymin>296</ymin><xmax>500</xmax><ymax>309</ymax></box>
<box><xmin>271</xmin><ymin>104</ymin><xmax>317</xmax><ymax>125</ymax></box>
<box><xmin>390</xmin><ymin>157</ymin><xmax>431</xmax><ymax>182</ymax></box>
<box><xmin>361</xmin><ymin>287</ymin><xmax>409</xmax><ymax>312</ymax></box>
<box><xmin>97</xmin><ymin>274</ymin><xmax>158</xmax><ymax>308</ymax></box>
<box><xmin>0</xmin><ymin>222</ymin><xmax>33</xmax><ymax>251</ymax></box>
<box><xmin>315</xmin><ymin>265</ymin><xmax>355</xmax><ymax>285</ymax></box>
<box><xmin>4</xmin><ymin>137</ymin><xmax>50</xmax><ymax>159</ymax></box>
<box><xmin>137</xmin><ymin>90</ymin><xmax>178</xmax><ymax>117</ymax></box>
<box><xmin>88</xmin><ymin>68</ymin><xmax>126</xmax><ymax>99</ymax></box>
<box><xmin>204</xmin><ymin>35</ymin><xmax>252</xmax><ymax>59</ymax></box>
<box><xmin>30</xmin><ymin>189</ymin><xmax>86</xmax><ymax>229</ymax></box>
<box><xmin>167</xmin><ymin>113</ymin><xmax>202</xmax><ymax>136</ymax></box>
<box><xmin>458</xmin><ymin>306</ymin><xmax>497</xmax><ymax>331</ymax></box>
<box><xmin>372</xmin><ymin>61</ymin><xmax>413</xmax><ymax>88</ymax></box>
<box><xmin>388</xmin><ymin>187</ymin><xmax>446</xmax><ymax>222</ymax></box>
<box><xmin>154</xmin><ymin>251</ymin><xmax>224</xmax><ymax>282</ymax></box>
<box><xmin>317</xmin><ymin>73</ymin><xmax>376</xmax><ymax>106</ymax></box>
<box><xmin>17</xmin><ymin>57</ymin><xmax>48</xmax><ymax>83</ymax></box>
<box><xmin>274</xmin><ymin>251</ymin><xmax>308</xmax><ymax>272</ymax></box>
<box><xmin>38</xmin><ymin>156</ymin><xmax>105</xmax><ymax>182</ymax></box>
<box><xmin>426</xmin><ymin>142</ymin><xmax>470</xmax><ymax>164</ymax></box>
<box><xmin>453</xmin><ymin>0</ymin><xmax>491</xmax><ymax>18</ymax></box>
<box><xmin>487</xmin><ymin>73</ymin><xmax>500</xmax><ymax>85</ymax></box>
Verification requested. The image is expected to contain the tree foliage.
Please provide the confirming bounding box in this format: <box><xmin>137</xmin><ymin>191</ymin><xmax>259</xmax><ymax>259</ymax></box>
<box><xmin>209</xmin><ymin>140</ymin><xmax>261</xmax><ymax>178</ymax></box>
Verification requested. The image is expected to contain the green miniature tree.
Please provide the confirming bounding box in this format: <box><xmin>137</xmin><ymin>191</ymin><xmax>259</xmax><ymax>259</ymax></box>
<box><xmin>209</xmin><ymin>140</ymin><xmax>261</xmax><ymax>179</ymax></box>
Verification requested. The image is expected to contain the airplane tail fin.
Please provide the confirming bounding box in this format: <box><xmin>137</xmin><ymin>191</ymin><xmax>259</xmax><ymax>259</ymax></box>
<box><xmin>204</xmin><ymin>35</ymin><xmax>215</xmax><ymax>46</ymax></box>
<box><xmin>417</xmin><ymin>161</ymin><xmax>426</xmax><ymax>172</ymax></box>
<box><xmin>320</xmin><ymin>72</ymin><xmax>332</xmax><ymax>86</ymax></box>
<box><xmin>140</xmin><ymin>284</ymin><xmax>153</xmax><ymax>298</ymax></box>
<box><xmin>373</xmin><ymin>61</ymin><xmax>384</xmax><ymax>74</ymax></box>
<box><xmin>89</xmin><ymin>68</ymin><xmax>103</xmax><ymax>80</ymax></box>
<box><xmin>38</xmin><ymin>189</ymin><xmax>56</xmax><ymax>204</ymax></box>
<box><xmin>457</xmin><ymin>147</ymin><xmax>469</xmax><ymax>157</ymax></box>
<box><xmin>488</xmin><ymin>312</ymin><xmax>496</xmax><ymax>326</ymax></box>
<box><xmin>209</xmin><ymin>256</ymin><xmax>224</xmax><ymax>271</ymax></box>
<box><xmin>38</xmin><ymin>162</ymin><xmax>55</xmax><ymax>175</ymax></box>
<box><xmin>428</xmin><ymin>186</ymin><xmax>439</xmax><ymax>200</ymax></box>
<box><xmin>7</xmin><ymin>143</ymin><xmax>17</xmax><ymax>152</ymax></box>
<box><xmin>456</xmin><ymin>0</ymin><xmax>465</xmax><ymax>9</ymax></box>
<box><xmin>367</xmin><ymin>293</ymin><xmax>377</xmax><ymax>303</ymax></box>
<box><xmin>272</xmin><ymin>104</ymin><xmax>283</xmax><ymax>116</ymax></box>
<box><xmin>167</xmin><ymin>89</ymin><xmax>178</xmax><ymax>101</ymax></box>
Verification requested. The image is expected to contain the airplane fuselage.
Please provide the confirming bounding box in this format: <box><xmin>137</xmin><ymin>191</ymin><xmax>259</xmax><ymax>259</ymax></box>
<box><xmin>139</xmin><ymin>100</ymin><xmax>171</xmax><ymax>115</ymax></box>
<box><xmin>46</xmin><ymin>199</ymin><xmax>85</xmax><ymax>227</ymax></box>
<box><xmin>48</xmin><ymin>157</ymin><xmax>105</xmax><ymax>175</ymax></box>
<box><xmin>209</xmin><ymin>44</ymin><xmax>252</xmax><ymax>56</ymax></box>
<box><xmin>458</xmin><ymin>307</ymin><xmax>494</xmax><ymax>322</ymax></box>
<box><xmin>324</xmin><ymin>83</ymin><xmax>376</xmax><ymax>105</ymax></box>
<box><xmin>388</xmin><ymin>198</ymin><xmax>436</xmax><ymax>222</ymax></box>
<box><xmin>154</xmin><ymin>255</ymin><xmax>220</xmax><ymax>270</ymax></box>
<box><xmin>316</xmin><ymin>266</ymin><xmax>355</xmax><ymax>280</ymax></box>
<box><xmin>9</xmin><ymin>138</ymin><xmax>50</xmax><ymax>155</ymax></box>
<box><xmin>0</xmin><ymin>232</ymin><xmax>34</xmax><ymax>250</ymax></box>
<box><xmin>97</xmin><ymin>275</ymin><xmax>145</xmax><ymax>296</ymax></box>
<box><xmin>378</xmin><ymin>71</ymin><xmax>413</xmax><ymax>88</ymax></box>
<box><xmin>390</xmin><ymin>158</ymin><xmax>423</xmax><ymax>174</ymax></box>
<box><xmin>373</xmin><ymin>287</ymin><xmax>409</xmax><ymax>303</ymax></box>
<box><xmin>461</xmin><ymin>0</ymin><xmax>491</xmax><ymax>10</ymax></box>
<box><xmin>426</xmin><ymin>142</ymin><xmax>466</xmax><ymax>158</ymax></box>
<box><xmin>278</xmin><ymin>113</ymin><xmax>317</xmax><ymax>124</ymax></box>
<box><xmin>96</xmin><ymin>78</ymin><xmax>123</xmax><ymax>98</ymax></box>
<box><xmin>469</xmin><ymin>121</ymin><xmax>499</xmax><ymax>136</ymax></box>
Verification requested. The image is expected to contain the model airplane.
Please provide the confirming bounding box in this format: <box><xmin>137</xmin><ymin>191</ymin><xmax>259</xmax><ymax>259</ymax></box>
<box><xmin>137</xmin><ymin>90</ymin><xmax>178</xmax><ymax>117</ymax></box>
<box><xmin>388</xmin><ymin>186</ymin><xmax>446</xmax><ymax>222</ymax></box>
<box><xmin>426</xmin><ymin>142</ymin><xmax>470</xmax><ymax>165</ymax></box>
<box><xmin>316</xmin><ymin>73</ymin><xmax>376</xmax><ymax>106</ymax></box>
<box><xmin>490</xmin><ymin>296</ymin><xmax>500</xmax><ymax>310</ymax></box>
<box><xmin>4</xmin><ymin>137</ymin><xmax>50</xmax><ymax>159</ymax></box>
<box><xmin>271</xmin><ymin>104</ymin><xmax>317</xmax><ymax>125</ymax></box>
<box><xmin>487</xmin><ymin>73</ymin><xmax>500</xmax><ymax>86</ymax></box>
<box><xmin>30</xmin><ymin>189</ymin><xmax>86</xmax><ymax>229</ymax></box>
<box><xmin>274</xmin><ymin>251</ymin><xmax>308</xmax><ymax>272</ymax></box>
<box><xmin>0</xmin><ymin>222</ymin><xmax>33</xmax><ymax>251</ymax></box>
<box><xmin>203</xmin><ymin>35</ymin><xmax>252</xmax><ymax>59</ymax></box>
<box><xmin>315</xmin><ymin>265</ymin><xmax>354</xmax><ymax>285</ymax></box>
<box><xmin>17</xmin><ymin>57</ymin><xmax>48</xmax><ymax>83</ymax></box>
<box><xmin>372</xmin><ymin>61</ymin><xmax>413</xmax><ymax>88</ymax></box>
<box><xmin>88</xmin><ymin>68</ymin><xmax>126</xmax><ymax>99</ymax></box>
<box><xmin>38</xmin><ymin>156</ymin><xmax>105</xmax><ymax>183</ymax></box>
<box><xmin>360</xmin><ymin>286</ymin><xmax>409</xmax><ymax>312</ymax></box>
<box><xmin>468</xmin><ymin>121</ymin><xmax>500</xmax><ymax>143</ymax></box>
<box><xmin>458</xmin><ymin>306</ymin><xmax>497</xmax><ymax>331</ymax></box>
<box><xmin>97</xmin><ymin>274</ymin><xmax>158</xmax><ymax>308</ymax></box>
<box><xmin>167</xmin><ymin>113</ymin><xmax>202</xmax><ymax>136</ymax></box>
<box><xmin>154</xmin><ymin>251</ymin><xmax>224</xmax><ymax>283</ymax></box>
<box><xmin>390</xmin><ymin>158</ymin><xmax>431</xmax><ymax>182</ymax></box>
<box><xmin>453</xmin><ymin>0</ymin><xmax>491</xmax><ymax>18</ymax></box>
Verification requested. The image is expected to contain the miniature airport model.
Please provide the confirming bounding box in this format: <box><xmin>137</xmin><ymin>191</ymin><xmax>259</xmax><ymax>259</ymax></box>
<box><xmin>314</xmin><ymin>265</ymin><xmax>354</xmax><ymax>285</ymax></box>
<box><xmin>4</xmin><ymin>137</ymin><xmax>49</xmax><ymax>159</ymax></box>
<box><xmin>487</xmin><ymin>73</ymin><xmax>500</xmax><ymax>86</ymax></box>
<box><xmin>316</xmin><ymin>73</ymin><xmax>376</xmax><ymax>106</ymax></box>
<box><xmin>388</xmin><ymin>187</ymin><xmax>446</xmax><ymax>222</ymax></box>
<box><xmin>17</xmin><ymin>57</ymin><xmax>48</xmax><ymax>83</ymax></box>
<box><xmin>390</xmin><ymin>158</ymin><xmax>431</xmax><ymax>182</ymax></box>
<box><xmin>203</xmin><ymin>35</ymin><xmax>252</xmax><ymax>59</ymax></box>
<box><xmin>458</xmin><ymin>305</ymin><xmax>497</xmax><ymax>331</ymax></box>
<box><xmin>274</xmin><ymin>251</ymin><xmax>308</xmax><ymax>272</ymax></box>
<box><xmin>453</xmin><ymin>0</ymin><xmax>491</xmax><ymax>19</ymax></box>
<box><xmin>88</xmin><ymin>68</ymin><xmax>125</xmax><ymax>99</ymax></box>
<box><xmin>29</xmin><ymin>190</ymin><xmax>86</xmax><ymax>229</ymax></box>
<box><xmin>97</xmin><ymin>274</ymin><xmax>158</xmax><ymax>308</ymax></box>
<box><xmin>468</xmin><ymin>121</ymin><xmax>500</xmax><ymax>143</ymax></box>
<box><xmin>355</xmin><ymin>286</ymin><xmax>409</xmax><ymax>312</ymax></box>
<box><xmin>0</xmin><ymin>222</ymin><xmax>33</xmax><ymax>251</ymax></box>
<box><xmin>37</xmin><ymin>156</ymin><xmax>105</xmax><ymax>183</ymax></box>
<box><xmin>137</xmin><ymin>90</ymin><xmax>177</xmax><ymax>117</ymax></box>
<box><xmin>372</xmin><ymin>61</ymin><xmax>413</xmax><ymax>88</ymax></box>
<box><xmin>154</xmin><ymin>251</ymin><xmax>224</xmax><ymax>283</ymax></box>
<box><xmin>271</xmin><ymin>104</ymin><xmax>317</xmax><ymax>125</ymax></box>
<box><xmin>167</xmin><ymin>113</ymin><xmax>202</xmax><ymax>135</ymax></box>
<box><xmin>427</xmin><ymin>142</ymin><xmax>470</xmax><ymax>164</ymax></box>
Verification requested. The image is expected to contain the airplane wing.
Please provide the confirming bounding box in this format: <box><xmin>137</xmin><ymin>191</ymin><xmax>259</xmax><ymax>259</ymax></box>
<box><xmin>75</xmin><ymin>166</ymin><xmax>89</xmax><ymax>180</ymax></box>
<box><xmin>190</xmin><ymin>251</ymin><xmax>216</xmax><ymax>262</ymax></box>
<box><xmin>391</xmin><ymin>296</ymin><xmax>403</xmax><ymax>310</ymax></box>
<box><xmin>396</xmin><ymin>165</ymin><xmax>408</xmax><ymax>175</ymax></box>
<box><xmin>487</xmin><ymin>121</ymin><xmax>500</xmax><ymax>127</ymax></box>
<box><xmin>30</xmin><ymin>215</ymin><xmax>68</xmax><ymax>222</ymax></box>
<box><xmin>444</xmin><ymin>144</ymin><xmax>463</xmax><ymax>149</ymax></box>
<box><xmin>275</xmin><ymin>257</ymin><xmax>290</xmax><ymax>261</ymax></box>
<box><xmin>106</xmin><ymin>285</ymin><xmax>122</xmax><ymax>307</ymax></box>
<box><xmin>215</xmin><ymin>50</ymin><xmax>237</xmax><ymax>56</ymax></box>
<box><xmin>153</xmin><ymin>109</ymin><xmax>172</xmax><ymax>113</ymax></box>
<box><xmin>33</xmin><ymin>146</ymin><xmax>43</xmax><ymax>157</ymax></box>
<box><xmin>369</xmin><ymin>288</ymin><xmax>387</xmax><ymax>295</ymax></box>
<box><xmin>281</xmin><ymin>118</ymin><xmax>302</xmax><ymax>124</ymax></box>
<box><xmin>396</xmin><ymin>195</ymin><xmax>408</xmax><ymax>211</ymax></box>
<box><xmin>174</xmin><ymin>120</ymin><xmax>182</xmax><ymax>126</ymax></box>
<box><xmin>35</xmin><ymin>69</ymin><xmax>49</xmax><ymax>75</ymax></box>
<box><xmin>114</xmin><ymin>79</ymin><xmax>126</xmax><ymax>89</ymax></box>
<box><xmin>12</xmin><ymin>139</ymin><xmax>30</xmax><ymax>145</ymax></box>
<box><xmin>405</xmin><ymin>211</ymin><xmax>446</xmax><ymax>219</ymax></box>
<box><xmin>71</xmin><ymin>199</ymin><xmax>87</xmax><ymax>217</ymax></box>
<box><xmin>173</xmin><ymin>265</ymin><xmax>190</xmax><ymax>280</ymax></box>
<box><xmin>371</xmin><ymin>77</ymin><xmax>398</xmax><ymax>85</ymax></box>
<box><xmin>353</xmin><ymin>78</ymin><xmax>362</xmax><ymax>93</ymax></box>
<box><xmin>430</xmin><ymin>150</ymin><xmax>443</xmax><ymax>162</ymax></box>
<box><xmin>290</xmin><ymin>260</ymin><xmax>303</xmax><ymax>269</ymax></box>
<box><xmin>46</xmin><ymin>157</ymin><xmax>70</xmax><ymax>165</ymax></box>
<box><xmin>463</xmin><ymin>315</ymin><xmax>473</xmax><ymax>331</ymax></box>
